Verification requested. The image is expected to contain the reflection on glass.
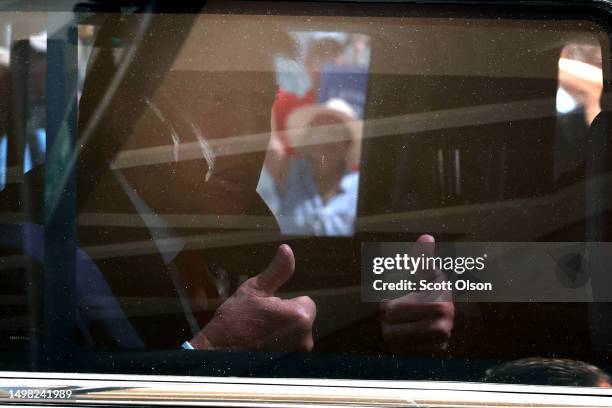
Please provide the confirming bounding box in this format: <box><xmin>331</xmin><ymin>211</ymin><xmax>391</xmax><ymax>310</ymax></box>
<box><xmin>0</xmin><ymin>4</ymin><xmax>611</xmax><ymax>386</ymax></box>
<box><xmin>554</xmin><ymin>42</ymin><xmax>603</xmax><ymax>184</ymax></box>
<box><xmin>258</xmin><ymin>32</ymin><xmax>370</xmax><ymax>236</ymax></box>
<box><xmin>0</xmin><ymin>14</ymin><xmax>47</xmax><ymax>352</ymax></box>
<box><xmin>556</xmin><ymin>43</ymin><xmax>603</xmax><ymax>125</ymax></box>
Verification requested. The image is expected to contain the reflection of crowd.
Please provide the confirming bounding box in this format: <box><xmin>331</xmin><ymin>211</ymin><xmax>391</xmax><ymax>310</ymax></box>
<box><xmin>259</xmin><ymin>36</ymin><xmax>364</xmax><ymax>236</ymax></box>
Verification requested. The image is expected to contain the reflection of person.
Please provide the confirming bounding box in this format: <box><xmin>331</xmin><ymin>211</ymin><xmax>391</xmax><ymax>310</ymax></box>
<box><xmin>554</xmin><ymin>44</ymin><xmax>603</xmax><ymax>185</ymax></box>
<box><xmin>483</xmin><ymin>358</ymin><xmax>611</xmax><ymax>387</ymax></box>
<box><xmin>277</xmin><ymin>98</ymin><xmax>360</xmax><ymax>236</ymax></box>
<box><xmin>263</xmin><ymin>38</ymin><xmax>346</xmax><ymax>192</ymax></box>
<box><xmin>557</xmin><ymin>44</ymin><xmax>602</xmax><ymax>127</ymax></box>
<box><xmin>273</xmin><ymin>38</ymin><xmax>346</xmax><ymax>154</ymax></box>
<box><xmin>44</xmin><ymin>12</ymin><xmax>454</xmax><ymax>354</ymax></box>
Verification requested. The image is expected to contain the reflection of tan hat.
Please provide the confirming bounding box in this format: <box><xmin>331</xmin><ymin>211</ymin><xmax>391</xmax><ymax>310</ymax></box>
<box><xmin>285</xmin><ymin>98</ymin><xmax>363</xmax><ymax>168</ymax></box>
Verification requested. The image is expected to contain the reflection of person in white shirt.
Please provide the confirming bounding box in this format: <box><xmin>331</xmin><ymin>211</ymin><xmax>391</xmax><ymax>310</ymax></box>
<box><xmin>276</xmin><ymin>98</ymin><xmax>361</xmax><ymax>236</ymax></box>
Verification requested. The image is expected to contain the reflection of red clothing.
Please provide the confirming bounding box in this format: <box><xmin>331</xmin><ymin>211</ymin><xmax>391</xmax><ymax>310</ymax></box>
<box><xmin>273</xmin><ymin>88</ymin><xmax>316</xmax><ymax>154</ymax></box>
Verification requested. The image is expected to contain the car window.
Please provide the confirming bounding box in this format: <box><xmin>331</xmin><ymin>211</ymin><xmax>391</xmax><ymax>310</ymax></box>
<box><xmin>0</xmin><ymin>0</ymin><xmax>611</xmax><ymax>389</ymax></box>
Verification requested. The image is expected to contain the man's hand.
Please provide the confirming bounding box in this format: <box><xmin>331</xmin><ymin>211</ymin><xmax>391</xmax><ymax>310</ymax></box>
<box><xmin>190</xmin><ymin>244</ymin><xmax>316</xmax><ymax>351</ymax></box>
<box><xmin>380</xmin><ymin>234</ymin><xmax>455</xmax><ymax>355</ymax></box>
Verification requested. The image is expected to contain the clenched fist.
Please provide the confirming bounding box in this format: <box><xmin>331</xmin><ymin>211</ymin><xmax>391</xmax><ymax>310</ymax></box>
<box><xmin>190</xmin><ymin>244</ymin><xmax>316</xmax><ymax>351</ymax></box>
<box><xmin>380</xmin><ymin>234</ymin><xmax>455</xmax><ymax>355</ymax></box>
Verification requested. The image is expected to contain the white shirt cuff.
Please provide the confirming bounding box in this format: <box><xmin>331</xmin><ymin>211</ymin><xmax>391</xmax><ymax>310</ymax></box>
<box><xmin>181</xmin><ymin>341</ymin><xmax>195</xmax><ymax>350</ymax></box>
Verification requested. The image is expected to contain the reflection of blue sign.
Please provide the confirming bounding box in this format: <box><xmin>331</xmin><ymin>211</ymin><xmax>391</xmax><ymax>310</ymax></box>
<box><xmin>318</xmin><ymin>63</ymin><xmax>369</xmax><ymax>119</ymax></box>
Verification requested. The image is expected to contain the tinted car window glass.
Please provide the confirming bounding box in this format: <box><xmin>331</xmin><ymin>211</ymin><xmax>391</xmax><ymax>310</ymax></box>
<box><xmin>0</xmin><ymin>1</ymin><xmax>611</xmax><ymax>386</ymax></box>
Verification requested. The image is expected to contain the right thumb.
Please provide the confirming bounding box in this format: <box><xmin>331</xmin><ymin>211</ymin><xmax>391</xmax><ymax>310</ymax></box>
<box><xmin>414</xmin><ymin>234</ymin><xmax>435</xmax><ymax>258</ymax></box>
<box><xmin>247</xmin><ymin>244</ymin><xmax>295</xmax><ymax>295</ymax></box>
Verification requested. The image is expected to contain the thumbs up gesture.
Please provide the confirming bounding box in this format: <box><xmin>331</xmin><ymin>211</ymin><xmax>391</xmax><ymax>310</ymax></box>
<box><xmin>190</xmin><ymin>244</ymin><xmax>316</xmax><ymax>351</ymax></box>
<box><xmin>380</xmin><ymin>235</ymin><xmax>455</xmax><ymax>355</ymax></box>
